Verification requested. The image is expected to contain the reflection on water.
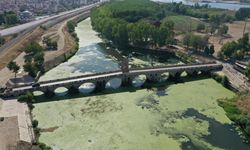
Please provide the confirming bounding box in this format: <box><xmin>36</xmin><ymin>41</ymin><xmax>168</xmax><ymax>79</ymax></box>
<box><xmin>183</xmin><ymin>108</ymin><xmax>250</xmax><ymax>150</ymax></box>
<box><xmin>79</xmin><ymin>83</ymin><xmax>96</xmax><ymax>94</ymax></box>
<box><xmin>106</xmin><ymin>78</ymin><xmax>122</xmax><ymax>89</ymax></box>
<box><xmin>153</xmin><ymin>0</ymin><xmax>250</xmax><ymax>10</ymax></box>
<box><xmin>39</xmin><ymin>18</ymin><xmax>181</xmax><ymax>81</ymax></box>
<box><xmin>54</xmin><ymin>87</ymin><xmax>68</xmax><ymax>96</ymax></box>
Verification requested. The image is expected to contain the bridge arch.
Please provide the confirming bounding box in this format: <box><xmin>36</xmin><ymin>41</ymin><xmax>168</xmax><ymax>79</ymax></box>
<box><xmin>159</xmin><ymin>72</ymin><xmax>170</xmax><ymax>82</ymax></box>
<box><xmin>106</xmin><ymin>78</ymin><xmax>122</xmax><ymax>89</ymax></box>
<box><xmin>33</xmin><ymin>91</ymin><xmax>44</xmax><ymax>97</ymax></box>
<box><xmin>132</xmin><ymin>74</ymin><xmax>147</xmax><ymax>87</ymax></box>
<box><xmin>54</xmin><ymin>87</ymin><xmax>68</xmax><ymax>96</ymax></box>
<box><xmin>79</xmin><ymin>82</ymin><xmax>96</xmax><ymax>94</ymax></box>
<box><xmin>146</xmin><ymin>73</ymin><xmax>161</xmax><ymax>83</ymax></box>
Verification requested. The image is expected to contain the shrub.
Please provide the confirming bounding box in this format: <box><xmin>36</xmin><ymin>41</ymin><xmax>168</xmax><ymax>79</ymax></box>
<box><xmin>39</xmin><ymin>142</ymin><xmax>52</xmax><ymax>150</ymax></box>
<box><xmin>32</xmin><ymin>120</ymin><xmax>38</xmax><ymax>128</ymax></box>
<box><xmin>18</xmin><ymin>92</ymin><xmax>35</xmax><ymax>103</ymax></box>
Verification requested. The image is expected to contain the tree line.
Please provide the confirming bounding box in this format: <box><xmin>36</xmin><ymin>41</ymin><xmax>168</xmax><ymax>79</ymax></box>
<box><xmin>8</xmin><ymin>42</ymin><xmax>45</xmax><ymax>79</ymax></box>
<box><xmin>182</xmin><ymin>33</ymin><xmax>214</xmax><ymax>55</ymax></box>
<box><xmin>163</xmin><ymin>2</ymin><xmax>234</xmax><ymax>25</ymax></box>
<box><xmin>91</xmin><ymin>0</ymin><xmax>175</xmax><ymax>48</ymax></box>
<box><xmin>0</xmin><ymin>11</ymin><xmax>18</xmax><ymax>25</ymax></box>
<box><xmin>220</xmin><ymin>33</ymin><xmax>249</xmax><ymax>59</ymax></box>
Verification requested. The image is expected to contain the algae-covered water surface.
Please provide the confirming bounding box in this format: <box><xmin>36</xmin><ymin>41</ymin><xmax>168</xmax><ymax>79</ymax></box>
<box><xmin>33</xmin><ymin>18</ymin><xmax>250</xmax><ymax>149</ymax></box>
<box><xmin>33</xmin><ymin>79</ymin><xmax>250</xmax><ymax>150</ymax></box>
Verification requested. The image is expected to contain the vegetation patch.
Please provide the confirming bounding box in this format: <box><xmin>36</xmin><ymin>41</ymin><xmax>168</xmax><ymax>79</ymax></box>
<box><xmin>164</xmin><ymin>15</ymin><xmax>208</xmax><ymax>32</ymax></box>
<box><xmin>218</xmin><ymin>95</ymin><xmax>250</xmax><ymax>143</ymax></box>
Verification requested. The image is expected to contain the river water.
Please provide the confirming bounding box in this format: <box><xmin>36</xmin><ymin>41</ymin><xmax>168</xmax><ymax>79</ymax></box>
<box><xmin>34</xmin><ymin>18</ymin><xmax>250</xmax><ymax>149</ymax></box>
<box><xmin>153</xmin><ymin>0</ymin><xmax>250</xmax><ymax>10</ymax></box>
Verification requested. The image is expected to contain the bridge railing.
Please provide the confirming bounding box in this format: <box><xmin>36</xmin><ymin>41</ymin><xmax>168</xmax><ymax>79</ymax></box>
<box><xmin>129</xmin><ymin>62</ymin><xmax>219</xmax><ymax>71</ymax></box>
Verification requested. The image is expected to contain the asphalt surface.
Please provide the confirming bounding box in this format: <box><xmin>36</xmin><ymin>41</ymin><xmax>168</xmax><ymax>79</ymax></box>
<box><xmin>0</xmin><ymin>2</ymin><xmax>101</xmax><ymax>36</ymax></box>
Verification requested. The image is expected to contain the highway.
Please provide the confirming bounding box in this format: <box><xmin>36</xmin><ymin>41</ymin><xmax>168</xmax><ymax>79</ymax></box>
<box><xmin>0</xmin><ymin>2</ymin><xmax>101</xmax><ymax>36</ymax></box>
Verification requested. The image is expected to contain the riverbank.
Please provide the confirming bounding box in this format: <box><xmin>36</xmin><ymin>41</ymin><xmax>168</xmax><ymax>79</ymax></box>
<box><xmin>218</xmin><ymin>94</ymin><xmax>250</xmax><ymax>143</ymax></box>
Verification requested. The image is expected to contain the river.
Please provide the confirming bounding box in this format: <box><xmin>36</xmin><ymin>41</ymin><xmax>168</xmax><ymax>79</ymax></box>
<box><xmin>153</xmin><ymin>0</ymin><xmax>250</xmax><ymax>10</ymax></box>
<box><xmin>33</xmin><ymin>18</ymin><xmax>250</xmax><ymax>150</ymax></box>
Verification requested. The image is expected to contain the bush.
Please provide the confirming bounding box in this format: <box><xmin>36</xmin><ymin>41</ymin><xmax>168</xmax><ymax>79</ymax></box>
<box><xmin>39</xmin><ymin>142</ymin><xmax>52</xmax><ymax>150</ymax></box>
<box><xmin>18</xmin><ymin>92</ymin><xmax>35</xmax><ymax>103</ymax></box>
<box><xmin>32</xmin><ymin>120</ymin><xmax>38</xmax><ymax>128</ymax></box>
<box><xmin>221</xmin><ymin>76</ymin><xmax>230</xmax><ymax>88</ymax></box>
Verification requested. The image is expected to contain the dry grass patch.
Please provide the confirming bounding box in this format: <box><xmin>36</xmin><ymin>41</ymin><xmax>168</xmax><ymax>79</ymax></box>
<box><xmin>237</xmin><ymin>94</ymin><xmax>250</xmax><ymax>116</ymax></box>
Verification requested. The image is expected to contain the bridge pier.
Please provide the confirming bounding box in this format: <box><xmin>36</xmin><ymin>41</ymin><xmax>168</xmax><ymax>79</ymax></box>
<box><xmin>95</xmin><ymin>80</ymin><xmax>106</xmax><ymax>92</ymax></box>
<box><xmin>44</xmin><ymin>89</ymin><xmax>55</xmax><ymax>98</ymax></box>
<box><xmin>68</xmin><ymin>85</ymin><xmax>80</xmax><ymax>95</ymax></box>
<box><xmin>121</xmin><ymin>76</ymin><xmax>132</xmax><ymax>87</ymax></box>
<box><xmin>168</xmin><ymin>72</ymin><xmax>181</xmax><ymax>81</ymax></box>
<box><xmin>200</xmin><ymin>70</ymin><xmax>211</xmax><ymax>76</ymax></box>
<box><xmin>187</xmin><ymin>70</ymin><xmax>198</xmax><ymax>77</ymax></box>
<box><xmin>146</xmin><ymin>73</ymin><xmax>161</xmax><ymax>83</ymax></box>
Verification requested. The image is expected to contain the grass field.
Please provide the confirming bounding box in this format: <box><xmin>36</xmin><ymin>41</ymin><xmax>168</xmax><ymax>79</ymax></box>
<box><xmin>165</xmin><ymin>15</ymin><xmax>208</xmax><ymax>32</ymax></box>
<box><xmin>31</xmin><ymin>78</ymin><xmax>250</xmax><ymax>150</ymax></box>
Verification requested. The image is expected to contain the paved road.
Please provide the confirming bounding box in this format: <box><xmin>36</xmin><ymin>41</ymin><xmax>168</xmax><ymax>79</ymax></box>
<box><xmin>222</xmin><ymin>63</ymin><xmax>250</xmax><ymax>92</ymax></box>
<box><xmin>11</xmin><ymin>63</ymin><xmax>221</xmax><ymax>92</ymax></box>
<box><xmin>0</xmin><ymin>2</ymin><xmax>101</xmax><ymax>36</ymax></box>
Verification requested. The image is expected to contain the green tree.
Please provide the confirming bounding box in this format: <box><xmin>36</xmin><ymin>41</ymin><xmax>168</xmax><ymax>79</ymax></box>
<box><xmin>238</xmin><ymin>33</ymin><xmax>249</xmax><ymax>51</ymax></box>
<box><xmin>32</xmin><ymin>120</ymin><xmax>38</xmax><ymax>128</ymax></box>
<box><xmin>23</xmin><ymin>62</ymin><xmax>37</xmax><ymax>78</ymax></box>
<box><xmin>23</xmin><ymin>42</ymin><xmax>44</xmax><ymax>77</ymax></box>
<box><xmin>5</xmin><ymin>13</ymin><xmax>18</xmax><ymax>25</ymax></box>
<box><xmin>18</xmin><ymin>92</ymin><xmax>35</xmax><ymax>103</ymax></box>
<box><xmin>221</xmin><ymin>76</ymin><xmax>230</xmax><ymax>88</ymax></box>
<box><xmin>67</xmin><ymin>21</ymin><xmax>76</xmax><ymax>33</ymax></box>
<box><xmin>235</xmin><ymin>8</ymin><xmax>250</xmax><ymax>20</ymax></box>
<box><xmin>246</xmin><ymin>62</ymin><xmax>250</xmax><ymax>80</ymax></box>
<box><xmin>209</xmin><ymin>45</ymin><xmax>215</xmax><ymax>55</ymax></box>
<box><xmin>205</xmin><ymin>44</ymin><xmax>215</xmax><ymax>55</ymax></box>
<box><xmin>218</xmin><ymin>24</ymin><xmax>228</xmax><ymax>35</ymax></box>
<box><xmin>221</xmin><ymin>41</ymin><xmax>238</xmax><ymax>57</ymax></box>
<box><xmin>7</xmin><ymin>61</ymin><xmax>20</xmax><ymax>79</ymax></box>
<box><xmin>24</xmin><ymin>42</ymin><xmax>43</xmax><ymax>55</ymax></box>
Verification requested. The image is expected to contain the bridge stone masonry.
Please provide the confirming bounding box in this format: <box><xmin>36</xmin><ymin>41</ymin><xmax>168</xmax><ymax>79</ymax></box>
<box><xmin>3</xmin><ymin>63</ymin><xmax>223</xmax><ymax>97</ymax></box>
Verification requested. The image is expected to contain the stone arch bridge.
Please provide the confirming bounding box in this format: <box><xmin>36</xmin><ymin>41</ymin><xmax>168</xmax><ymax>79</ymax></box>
<box><xmin>3</xmin><ymin>63</ymin><xmax>222</xmax><ymax>97</ymax></box>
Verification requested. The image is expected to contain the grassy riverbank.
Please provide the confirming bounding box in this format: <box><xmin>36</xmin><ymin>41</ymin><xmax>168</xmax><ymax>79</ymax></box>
<box><xmin>218</xmin><ymin>95</ymin><xmax>250</xmax><ymax>143</ymax></box>
<box><xmin>31</xmin><ymin>78</ymin><xmax>250</xmax><ymax>150</ymax></box>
